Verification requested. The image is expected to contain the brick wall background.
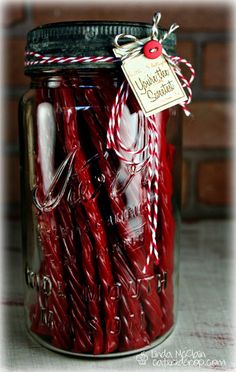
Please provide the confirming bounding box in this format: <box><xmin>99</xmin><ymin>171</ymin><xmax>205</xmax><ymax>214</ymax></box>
<box><xmin>3</xmin><ymin>2</ymin><xmax>232</xmax><ymax>220</ymax></box>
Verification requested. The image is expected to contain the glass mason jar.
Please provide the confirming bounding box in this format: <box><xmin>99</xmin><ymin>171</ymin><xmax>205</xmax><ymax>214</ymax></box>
<box><xmin>19</xmin><ymin>21</ymin><xmax>182</xmax><ymax>357</ymax></box>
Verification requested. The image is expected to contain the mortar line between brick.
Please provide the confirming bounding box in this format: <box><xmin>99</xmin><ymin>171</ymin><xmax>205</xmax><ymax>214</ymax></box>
<box><xmin>4</xmin><ymin>88</ymin><xmax>28</xmax><ymax>98</ymax></box>
<box><xmin>193</xmin><ymin>92</ymin><xmax>230</xmax><ymax>101</ymax></box>
<box><xmin>182</xmin><ymin>149</ymin><xmax>231</xmax><ymax>219</ymax></box>
<box><xmin>183</xmin><ymin>148</ymin><xmax>232</xmax><ymax>160</ymax></box>
<box><xmin>24</xmin><ymin>2</ymin><xmax>33</xmax><ymax>24</ymax></box>
<box><xmin>179</xmin><ymin>32</ymin><xmax>231</xmax><ymax>42</ymax></box>
<box><xmin>188</xmin><ymin>156</ymin><xmax>198</xmax><ymax>210</ymax></box>
<box><xmin>3</xmin><ymin>145</ymin><xmax>19</xmax><ymax>155</ymax></box>
<box><xmin>3</xmin><ymin>3</ymin><xmax>34</xmax><ymax>37</ymax></box>
<box><xmin>181</xmin><ymin>157</ymin><xmax>193</xmax><ymax>213</ymax></box>
<box><xmin>194</xmin><ymin>40</ymin><xmax>203</xmax><ymax>95</ymax></box>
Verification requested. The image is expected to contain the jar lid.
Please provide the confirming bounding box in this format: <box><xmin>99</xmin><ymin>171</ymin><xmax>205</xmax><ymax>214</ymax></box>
<box><xmin>25</xmin><ymin>21</ymin><xmax>176</xmax><ymax>73</ymax></box>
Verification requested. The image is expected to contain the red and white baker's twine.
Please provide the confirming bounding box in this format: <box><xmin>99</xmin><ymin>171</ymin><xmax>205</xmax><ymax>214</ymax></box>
<box><xmin>105</xmin><ymin>55</ymin><xmax>195</xmax><ymax>274</ymax></box>
<box><xmin>172</xmin><ymin>56</ymin><xmax>195</xmax><ymax>116</ymax></box>
<box><xmin>24</xmin><ymin>13</ymin><xmax>195</xmax><ymax>274</ymax></box>
<box><xmin>24</xmin><ymin>51</ymin><xmax>117</xmax><ymax>65</ymax></box>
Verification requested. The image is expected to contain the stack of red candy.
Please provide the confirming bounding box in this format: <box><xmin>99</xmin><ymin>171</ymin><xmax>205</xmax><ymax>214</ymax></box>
<box><xmin>28</xmin><ymin>72</ymin><xmax>176</xmax><ymax>355</ymax></box>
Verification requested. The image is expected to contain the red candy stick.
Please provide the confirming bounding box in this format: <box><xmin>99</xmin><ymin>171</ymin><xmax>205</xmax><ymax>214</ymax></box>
<box><xmin>31</xmin><ymin>95</ymin><xmax>72</xmax><ymax>349</ymax></box>
<box><xmin>56</xmin><ymin>199</ymin><xmax>94</xmax><ymax>352</ymax></box>
<box><xmin>29</xmin><ymin>73</ymin><xmax>176</xmax><ymax>354</ymax></box>
<box><xmin>51</xmin><ymin>88</ymin><xmax>104</xmax><ymax>353</ymax></box>
<box><xmin>56</xmin><ymin>84</ymin><xmax>119</xmax><ymax>353</ymax></box>
<box><xmin>80</xmin><ymin>80</ymin><xmax>164</xmax><ymax>339</ymax></box>
<box><xmin>158</xmin><ymin>110</ymin><xmax>176</xmax><ymax>333</ymax></box>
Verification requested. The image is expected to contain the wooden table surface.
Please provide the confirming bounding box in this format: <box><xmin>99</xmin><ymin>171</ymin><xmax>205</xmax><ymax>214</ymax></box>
<box><xmin>1</xmin><ymin>220</ymin><xmax>235</xmax><ymax>371</ymax></box>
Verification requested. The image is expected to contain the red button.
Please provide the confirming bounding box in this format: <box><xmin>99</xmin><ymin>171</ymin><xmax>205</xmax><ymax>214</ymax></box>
<box><xmin>143</xmin><ymin>40</ymin><xmax>162</xmax><ymax>59</ymax></box>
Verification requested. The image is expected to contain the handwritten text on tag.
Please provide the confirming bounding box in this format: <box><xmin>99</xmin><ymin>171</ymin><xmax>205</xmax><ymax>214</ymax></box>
<box><xmin>114</xmin><ymin>43</ymin><xmax>187</xmax><ymax>117</ymax></box>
